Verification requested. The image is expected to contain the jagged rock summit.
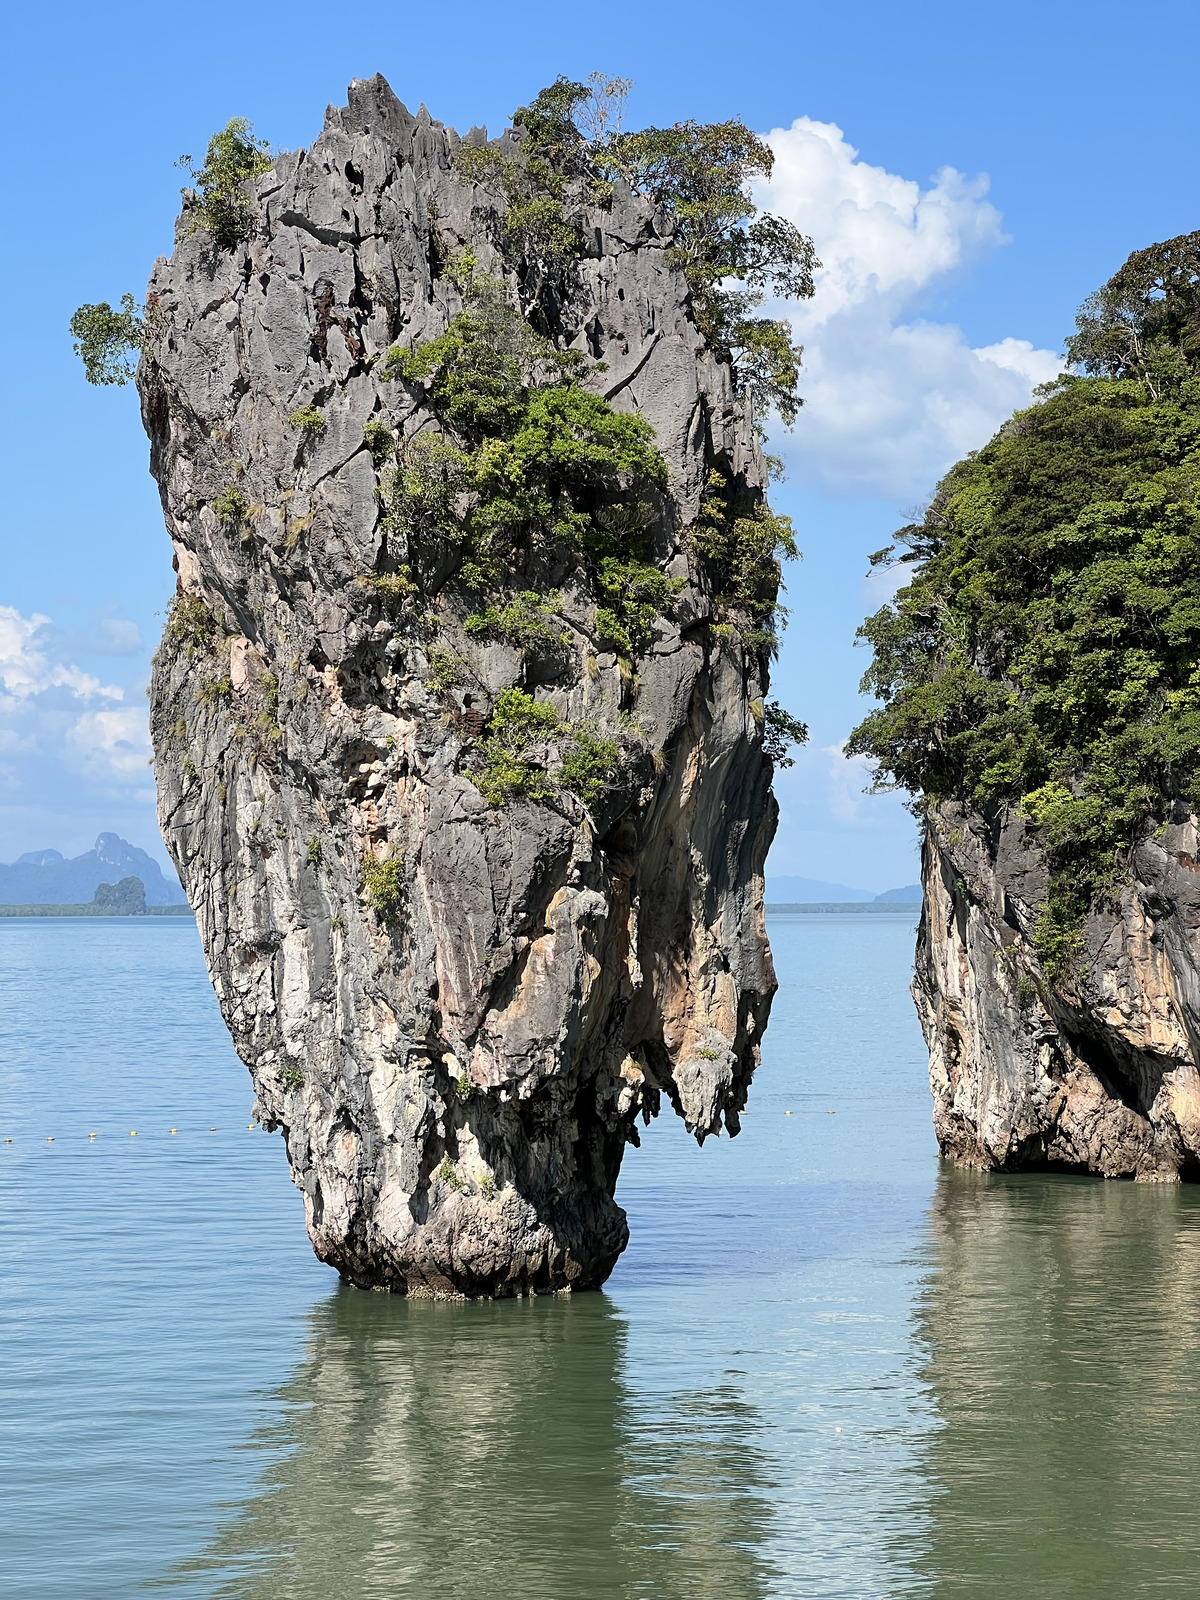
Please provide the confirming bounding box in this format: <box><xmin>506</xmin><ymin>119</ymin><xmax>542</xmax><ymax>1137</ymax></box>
<box><xmin>142</xmin><ymin>76</ymin><xmax>784</xmax><ymax>1294</ymax></box>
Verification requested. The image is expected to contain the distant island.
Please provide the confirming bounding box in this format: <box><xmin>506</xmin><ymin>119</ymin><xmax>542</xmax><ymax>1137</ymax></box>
<box><xmin>0</xmin><ymin>833</ymin><xmax>186</xmax><ymax>907</ymax></box>
<box><xmin>0</xmin><ymin>875</ymin><xmax>192</xmax><ymax>918</ymax></box>
<box><xmin>766</xmin><ymin>875</ymin><xmax>922</xmax><ymax>905</ymax></box>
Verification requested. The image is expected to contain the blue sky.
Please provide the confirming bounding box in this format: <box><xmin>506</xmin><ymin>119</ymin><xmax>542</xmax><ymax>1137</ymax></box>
<box><xmin>1</xmin><ymin>0</ymin><xmax>1197</xmax><ymax>888</ymax></box>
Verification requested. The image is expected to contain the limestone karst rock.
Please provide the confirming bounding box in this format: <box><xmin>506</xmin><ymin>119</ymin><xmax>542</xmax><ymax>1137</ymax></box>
<box><xmin>917</xmin><ymin>807</ymin><xmax>1200</xmax><ymax>1181</ymax></box>
<box><xmin>141</xmin><ymin>76</ymin><xmax>784</xmax><ymax>1294</ymax></box>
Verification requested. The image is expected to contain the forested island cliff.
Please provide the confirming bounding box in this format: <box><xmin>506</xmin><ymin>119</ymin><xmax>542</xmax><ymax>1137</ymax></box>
<box><xmin>76</xmin><ymin>75</ymin><xmax>813</xmax><ymax>1293</ymax></box>
<box><xmin>852</xmin><ymin>235</ymin><xmax>1200</xmax><ymax>1179</ymax></box>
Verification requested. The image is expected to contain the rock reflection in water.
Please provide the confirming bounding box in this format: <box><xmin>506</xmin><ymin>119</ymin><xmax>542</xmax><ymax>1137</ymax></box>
<box><xmin>180</xmin><ymin>1289</ymin><xmax>779</xmax><ymax>1599</ymax></box>
<box><xmin>918</xmin><ymin>1169</ymin><xmax>1200</xmax><ymax>1597</ymax></box>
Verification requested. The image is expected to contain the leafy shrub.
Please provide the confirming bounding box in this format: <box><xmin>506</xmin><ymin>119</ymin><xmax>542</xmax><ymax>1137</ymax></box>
<box><xmin>464</xmin><ymin>591</ymin><xmax>569</xmax><ymax>652</ymax></box>
<box><xmin>475</xmin><ymin>687</ymin><xmax>559</xmax><ymax>805</ymax></box>
<box><xmin>289</xmin><ymin>405</ymin><xmax>326</xmax><ymax>437</ymax></box>
<box><xmin>363</xmin><ymin>419</ymin><xmax>395</xmax><ymax>465</ymax></box>
<box><xmin>762</xmin><ymin>701</ymin><xmax>808</xmax><ymax>767</ymax></box>
<box><xmin>559</xmin><ymin>729</ymin><xmax>619</xmax><ymax>806</ymax></box>
<box><xmin>593</xmin><ymin>559</ymin><xmax>682</xmax><ymax>653</ymax></box>
<box><xmin>163</xmin><ymin>594</ymin><xmax>218</xmax><ymax>657</ymax></box>
<box><xmin>179</xmin><ymin>119</ymin><xmax>272</xmax><ymax>247</ymax></box>
<box><xmin>689</xmin><ymin>470</ymin><xmax>798</xmax><ymax>634</ymax></box>
<box><xmin>357</xmin><ymin>569</ymin><xmax>418</xmax><ymax>605</ymax></box>
<box><xmin>436</xmin><ymin>1155</ymin><xmax>463</xmax><ymax>1190</ymax></box>
<box><xmin>381</xmin><ymin>275</ymin><xmax>665</xmax><ymax>588</ymax></box>
<box><xmin>361</xmin><ymin>853</ymin><xmax>405</xmax><ymax>921</ymax></box>
<box><xmin>212</xmin><ymin>486</ymin><xmax>249</xmax><ymax>527</ymax></box>
<box><xmin>196</xmin><ymin>676</ymin><xmax>232</xmax><ymax>705</ymax></box>
<box><xmin>425</xmin><ymin>644</ymin><xmax>465</xmax><ymax>692</ymax></box>
<box><xmin>70</xmin><ymin>296</ymin><xmax>142</xmax><ymax>386</ymax></box>
<box><xmin>306</xmin><ymin>837</ymin><xmax>321</xmax><ymax>867</ymax></box>
<box><xmin>279</xmin><ymin>1066</ymin><xmax>305</xmax><ymax>1091</ymax></box>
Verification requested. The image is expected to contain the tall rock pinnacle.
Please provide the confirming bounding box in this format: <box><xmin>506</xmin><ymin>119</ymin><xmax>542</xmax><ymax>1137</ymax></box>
<box><xmin>142</xmin><ymin>76</ymin><xmax>785</xmax><ymax>1294</ymax></box>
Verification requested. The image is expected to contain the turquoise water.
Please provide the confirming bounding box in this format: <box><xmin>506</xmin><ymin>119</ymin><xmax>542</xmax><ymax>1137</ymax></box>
<box><xmin>4</xmin><ymin>913</ymin><xmax>1200</xmax><ymax>1596</ymax></box>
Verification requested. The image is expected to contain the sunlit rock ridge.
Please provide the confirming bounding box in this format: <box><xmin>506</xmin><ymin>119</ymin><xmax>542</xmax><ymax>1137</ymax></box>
<box><xmin>918</xmin><ymin>810</ymin><xmax>1200</xmax><ymax>1181</ymax></box>
<box><xmin>141</xmin><ymin>76</ymin><xmax>781</xmax><ymax>1294</ymax></box>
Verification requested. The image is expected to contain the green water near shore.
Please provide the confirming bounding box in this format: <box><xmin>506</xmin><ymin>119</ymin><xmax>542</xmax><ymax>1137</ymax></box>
<box><xmin>3</xmin><ymin>913</ymin><xmax>1199</xmax><ymax>1595</ymax></box>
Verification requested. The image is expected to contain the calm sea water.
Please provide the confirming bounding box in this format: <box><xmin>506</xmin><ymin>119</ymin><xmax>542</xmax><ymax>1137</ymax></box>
<box><xmin>4</xmin><ymin>912</ymin><xmax>1200</xmax><ymax>1596</ymax></box>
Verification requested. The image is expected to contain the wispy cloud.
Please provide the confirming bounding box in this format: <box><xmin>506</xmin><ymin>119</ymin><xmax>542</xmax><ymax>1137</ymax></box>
<box><xmin>823</xmin><ymin>740</ymin><xmax>881</xmax><ymax>823</ymax></box>
<box><xmin>66</xmin><ymin>708</ymin><xmax>153</xmax><ymax>783</ymax></box>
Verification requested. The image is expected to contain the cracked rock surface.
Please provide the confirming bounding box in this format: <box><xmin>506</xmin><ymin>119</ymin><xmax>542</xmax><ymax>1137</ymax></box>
<box><xmin>919</xmin><ymin>804</ymin><xmax>1200</xmax><ymax>1181</ymax></box>
<box><xmin>141</xmin><ymin>76</ymin><xmax>781</xmax><ymax>1294</ymax></box>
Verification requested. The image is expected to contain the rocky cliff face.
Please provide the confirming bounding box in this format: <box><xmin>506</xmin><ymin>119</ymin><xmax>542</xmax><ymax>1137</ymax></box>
<box><xmin>141</xmin><ymin>76</ymin><xmax>780</xmax><ymax>1294</ymax></box>
<box><xmin>918</xmin><ymin>805</ymin><xmax>1200</xmax><ymax>1180</ymax></box>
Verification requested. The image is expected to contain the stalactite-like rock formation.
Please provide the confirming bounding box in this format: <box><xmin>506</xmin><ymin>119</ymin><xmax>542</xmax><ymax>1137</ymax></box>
<box><xmin>141</xmin><ymin>76</ymin><xmax>783</xmax><ymax>1293</ymax></box>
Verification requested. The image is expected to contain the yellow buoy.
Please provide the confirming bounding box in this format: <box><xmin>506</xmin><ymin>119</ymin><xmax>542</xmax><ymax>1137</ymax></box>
<box><xmin>784</xmin><ymin>1110</ymin><xmax>792</xmax><ymax>1116</ymax></box>
<box><xmin>170</xmin><ymin>1128</ymin><xmax>177</xmax><ymax>1135</ymax></box>
<box><xmin>828</xmin><ymin>1110</ymin><xmax>836</xmax><ymax>1115</ymax></box>
<box><xmin>47</xmin><ymin>1136</ymin><xmax>54</xmax><ymax>1142</ymax></box>
<box><xmin>89</xmin><ymin>1132</ymin><xmax>96</xmax><ymax>1139</ymax></box>
<box><xmin>130</xmin><ymin>1130</ymin><xmax>137</xmax><ymax>1137</ymax></box>
<box><xmin>248</xmin><ymin>1123</ymin><xmax>255</xmax><ymax>1130</ymax></box>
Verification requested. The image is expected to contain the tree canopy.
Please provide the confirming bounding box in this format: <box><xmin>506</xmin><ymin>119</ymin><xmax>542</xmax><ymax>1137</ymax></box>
<box><xmin>848</xmin><ymin>232</ymin><xmax>1200</xmax><ymax>975</ymax></box>
<box><xmin>455</xmin><ymin>75</ymin><xmax>818</xmax><ymax>428</ymax></box>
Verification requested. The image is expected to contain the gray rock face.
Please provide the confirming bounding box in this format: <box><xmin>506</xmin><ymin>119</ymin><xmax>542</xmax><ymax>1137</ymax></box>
<box><xmin>141</xmin><ymin>76</ymin><xmax>781</xmax><ymax>1293</ymax></box>
<box><xmin>918</xmin><ymin>805</ymin><xmax>1200</xmax><ymax>1180</ymax></box>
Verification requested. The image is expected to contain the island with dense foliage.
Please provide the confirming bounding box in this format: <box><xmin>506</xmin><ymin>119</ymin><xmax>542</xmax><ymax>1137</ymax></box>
<box><xmin>851</xmin><ymin>234</ymin><xmax>1200</xmax><ymax>1178</ymax></box>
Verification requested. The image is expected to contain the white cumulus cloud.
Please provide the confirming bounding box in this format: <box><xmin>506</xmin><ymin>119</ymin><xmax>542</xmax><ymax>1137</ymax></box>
<box><xmin>756</xmin><ymin>119</ymin><xmax>1063</xmax><ymax>498</ymax></box>
<box><xmin>0</xmin><ymin>605</ymin><xmax>124</xmax><ymax>708</ymax></box>
<box><xmin>0</xmin><ymin>604</ymin><xmax>151</xmax><ymax>804</ymax></box>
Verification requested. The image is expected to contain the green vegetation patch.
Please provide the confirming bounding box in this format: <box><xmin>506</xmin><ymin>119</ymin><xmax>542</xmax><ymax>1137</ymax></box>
<box><xmin>212</xmin><ymin>485</ymin><xmax>249</xmax><ymax>527</ymax></box>
<box><xmin>289</xmin><ymin>405</ymin><xmax>326</xmax><ymax>437</ymax></box>
<box><xmin>382</xmin><ymin>273</ymin><xmax>665</xmax><ymax>587</ymax></box>
<box><xmin>361</xmin><ymin>853</ymin><xmax>405</xmax><ymax>922</ymax></box>
<box><xmin>162</xmin><ymin>594</ymin><xmax>220</xmax><ymax>658</ymax></box>
<box><xmin>476</xmin><ymin>687</ymin><xmax>561</xmax><ymax>805</ymax></box>
<box><xmin>688</xmin><ymin>470</ymin><xmax>798</xmax><ymax>649</ymax></box>
<box><xmin>70</xmin><ymin>296</ymin><xmax>142</xmax><ymax>386</ymax></box>
<box><xmin>593</xmin><ymin>559</ymin><xmax>683</xmax><ymax>654</ymax></box>
<box><xmin>559</xmin><ymin>729</ymin><xmax>620</xmax><ymax>806</ymax></box>
<box><xmin>452</xmin><ymin>76</ymin><xmax>818</xmax><ymax>426</ymax></box>
<box><xmin>849</xmin><ymin>231</ymin><xmax>1200</xmax><ymax>978</ymax></box>
<box><xmin>464</xmin><ymin>591</ymin><xmax>570</xmax><ymax>652</ymax></box>
<box><xmin>178</xmin><ymin>118</ymin><xmax>272</xmax><ymax>248</ymax></box>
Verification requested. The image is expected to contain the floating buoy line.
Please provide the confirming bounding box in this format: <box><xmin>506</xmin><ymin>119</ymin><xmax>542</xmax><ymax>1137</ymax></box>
<box><xmin>3</xmin><ymin>1124</ymin><xmax>267</xmax><ymax>1145</ymax></box>
<box><xmin>4</xmin><ymin>1112</ymin><xmax>839</xmax><ymax>1145</ymax></box>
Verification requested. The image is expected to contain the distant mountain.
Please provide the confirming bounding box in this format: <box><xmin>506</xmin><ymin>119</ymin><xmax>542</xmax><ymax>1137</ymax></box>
<box><xmin>0</xmin><ymin>833</ymin><xmax>186</xmax><ymax>906</ymax></box>
<box><xmin>766</xmin><ymin>875</ymin><xmax>876</xmax><ymax>903</ymax></box>
<box><xmin>875</xmin><ymin>884</ymin><xmax>923</xmax><ymax>903</ymax></box>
